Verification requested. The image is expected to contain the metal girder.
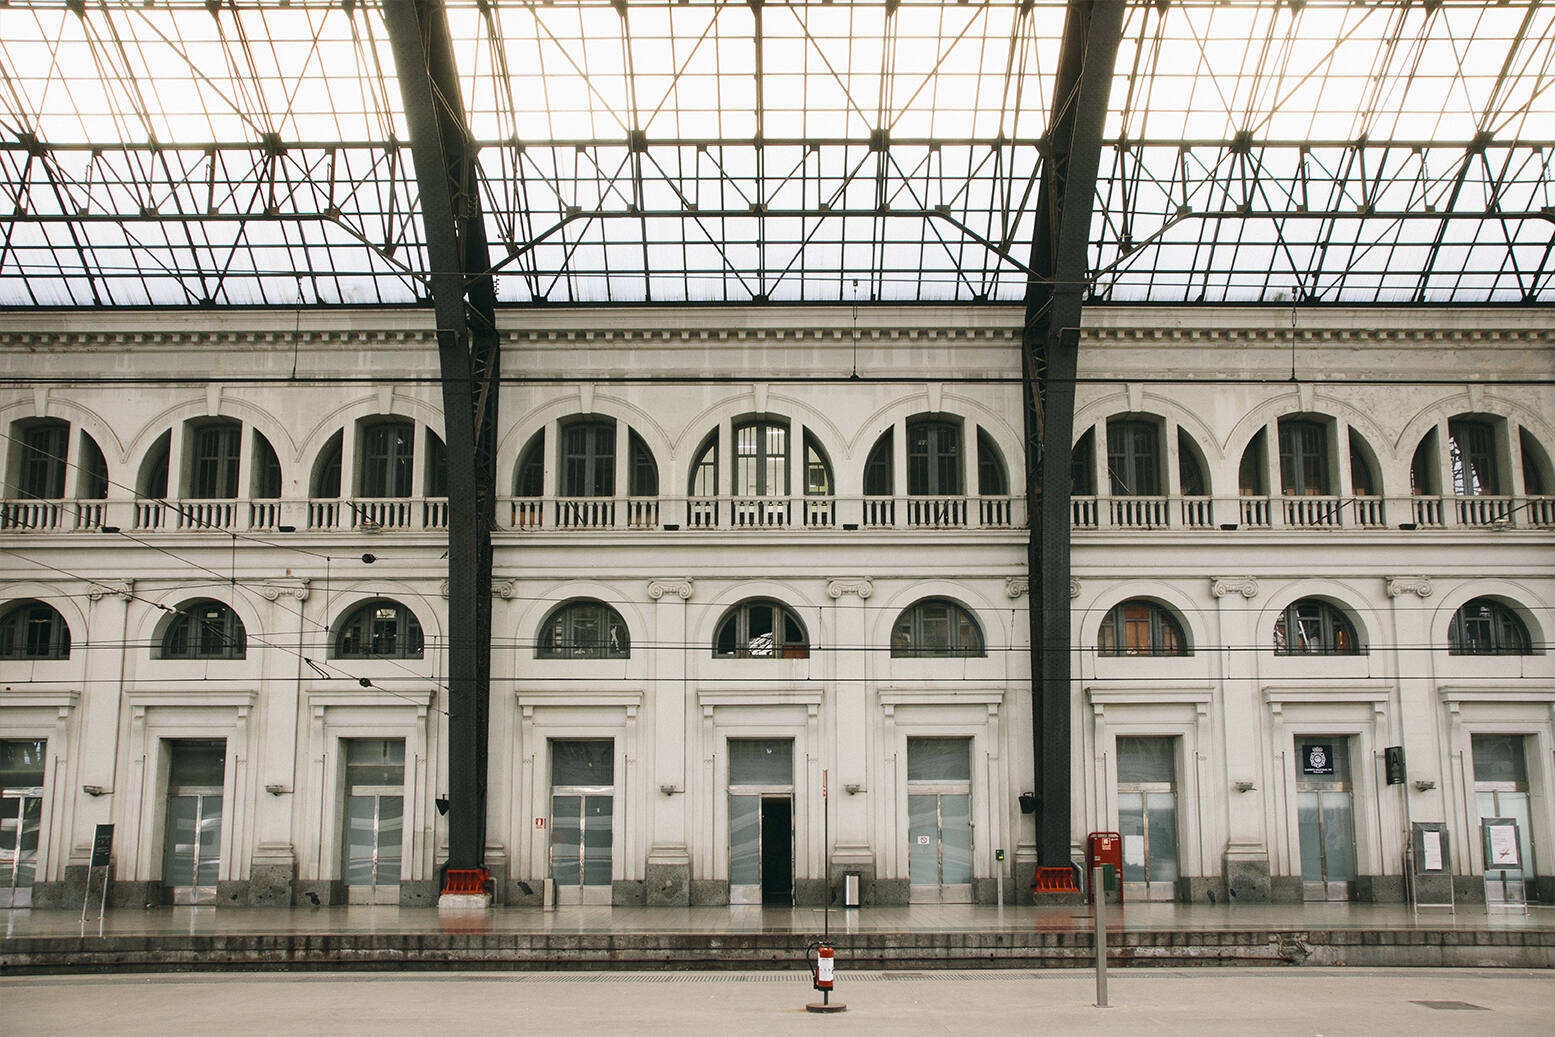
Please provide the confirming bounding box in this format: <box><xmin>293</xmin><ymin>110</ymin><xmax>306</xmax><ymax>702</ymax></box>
<box><xmin>383</xmin><ymin>0</ymin><xmax>500</xmax><ymax>880</ymax></box>
<box><xmin>1022</xmin><ymin>0</ymin><xmax>1124</xmax><ymax>870</ymax></box>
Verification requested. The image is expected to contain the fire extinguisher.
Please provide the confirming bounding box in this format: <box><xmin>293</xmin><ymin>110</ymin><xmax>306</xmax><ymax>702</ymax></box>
<box><xmin>806</xmin><ymin>940</ymin><xmax>835</xmax><ymax>992</ymax></box>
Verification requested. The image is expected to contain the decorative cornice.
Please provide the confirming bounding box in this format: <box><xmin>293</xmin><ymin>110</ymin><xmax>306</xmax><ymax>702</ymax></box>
<box><xmin>826</xmin><ymin>578</ymin><xmax>874</xmax><ymax>600</ymax></box>
<box><xmin>1211</xmin><ymin>576</ymin><xmax>1258</xmax><ymax>599</ymax></box>
<box><xmin>1005</xmin><ymin>577</ymin><xmax>1027</xmax><ymax>599</ymax></box>
<box><xmin>647</xmin><ymin>578</ymin><xmax>694</xmax><ymax>601</ymax></box>
<box><xmin>0</xmin><ymin>329</ymin><xmax>436</xmax><ymax>350</ymax></box>
<box><xmin>260</xmin><ymin>578</ymin><xmax>310</xmax><ymax>603</ymax></box>
<box><xmin>86</xmin><ymin>580</ymin><xmax>133</xmax><ymax>602</ymax></box>
<box><xmin>1386</xmin><ymin>576</ymin><xmax>1433</xmax><ymax>599</ymax></box>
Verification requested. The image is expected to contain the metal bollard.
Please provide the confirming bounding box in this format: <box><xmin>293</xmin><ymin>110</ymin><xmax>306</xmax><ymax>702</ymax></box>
<box><xmin>1092</xmin><ymin>865</ymin><xmax>1109</xmax><ymax>1008</ymax></box>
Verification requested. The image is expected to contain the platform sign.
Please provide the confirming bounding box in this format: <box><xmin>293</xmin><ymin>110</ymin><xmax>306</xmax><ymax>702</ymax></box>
<box><xmin>1384</xmin><ymin>746</ymin><xmax>1405</xmax><ymax>785</ymax></box>
<box><xmin>90</xmin><ymin>824</ymin><xmax>114</xmax><ymax>868</ymax></box>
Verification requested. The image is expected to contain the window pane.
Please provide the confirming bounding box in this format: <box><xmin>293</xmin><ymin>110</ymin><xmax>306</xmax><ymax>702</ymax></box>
<box><xmin>907</xmin><ymin>738</ymin><xmax>970</xmax><ymax>782</ymax></box>
<box><xmin>1117</xmin><ymin>737</ymin><xmax>1174</xmax><ymax>784</ymax></box>
<box><xmin>1472</xmin><ymin>735</ymin><xmax>1528</xmax><ymax>784</ymax></box>
<box><xmin>729</xmin><ymin>740</ymin><xmax>793</xmax><ymax>786</ymax></box>
<box><xmin>552</xmin><ymin>740</ymin><xmax>614</xmax><ymax>786</ymax></box>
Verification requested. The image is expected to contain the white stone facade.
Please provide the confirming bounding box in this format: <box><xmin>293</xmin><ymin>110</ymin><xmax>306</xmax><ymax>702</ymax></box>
<box><xmin>1</xmin><ymin>305</ymin><xmax>1551</xmax><ymax>908</ymax></box>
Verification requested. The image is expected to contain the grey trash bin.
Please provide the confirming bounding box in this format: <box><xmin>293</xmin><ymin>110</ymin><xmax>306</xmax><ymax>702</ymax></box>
<box><xmin>843</xmin><ymin>872</ymin><xmax>860</xmax><ymax>907</ymax></box>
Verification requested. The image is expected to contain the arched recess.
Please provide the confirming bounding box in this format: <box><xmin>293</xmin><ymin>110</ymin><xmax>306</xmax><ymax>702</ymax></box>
<box><xmin>1431</xmin><ymin>582</ymin><xmax>1548</xmax><ymax>658</ymax></box>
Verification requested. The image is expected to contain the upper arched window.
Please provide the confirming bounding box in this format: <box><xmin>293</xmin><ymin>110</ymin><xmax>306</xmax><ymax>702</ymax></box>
<box><xmin>160</xmin><ymin>600</ymin><xmax>246</xmax><ymax>660</ymax></box>
<box><xmin>537</xmin><ymin>599</ymin><xmax>630</xmax><ymax>659</ymax></box>
<box><xmin>359</xmin><ymin>419</ymin><xmax>415</xmax><ymax>497</ymax></box>
<box><xmin>1071</xmin><ymin>428</ymin><xmax>1095</xmax><ymax>495</ymax></box>
<box><xmin>1274</xmin><ymin>598</ymin><xmax>1360</xmax><ymax>655</ymax></box>
<box><xmin>0</xmin><ymin>600</ymin><xmax>70</xmax><ymax>660</ymax></box>
<box><xmin>714</xmin><ymin>599</ymin><xmax>808</xmax><ymax>659</ymax></box>
<box><xmin>805</xmin><ymin>432</ymin><xmax>834</xmax><ymax>496</ymax></box>
<box><xmin>1098</xmin><ymin>600</ymin><xmax>1187</xmax><ymax>657</ymax></box>
<box><xmin>335</xmin><ymin>599</ymin><xmax>424</xmax><ymax>659</ymax></box>
<box><xmin>907</xmin><ymin>418</ymin><xmax>962</xmax><ymax>495</ymax></box>
<box><xmin>891</xmin><ymin>599</ymin><xmax>984</xmax><ymax>657</ymax></box>
<box><xmin>864</xmin><ymin>430</ymin><xmax>893</xmax><ymax>496</ymax></box>
<box><xmin>1449</xmin><ymin>418</ymin><xmax>1499</xmax><ymax>496</ymax></box>
<box><xmin>5</xmin><ymin>420</ymin><xmax>109</xmax><ymax>503</ymax></box>
<box><xmin>976</xmin><ymin>430</ymin><xmax>1007</xmax><ymax>496</ymax></box>
<box><xmin>1278</xmin><ymin>418</ymin><xmax>1330</xmax><ymax>496</ymax></box>
<box><xmin>1107</xmin><ymin>419</ymin><xmax>1161</xmax><ymax>496</ymax></box>
<box><xmin>1178</xmin><ymin>430</ymin><xmax>1209</xmax><ymax>497</ymax></box>
<box><xmin>313</xmin><ymin>430</ymin><xmax>343</xmax><ymax>499</ymax></box>
<box><xmin>1449</xmin><ymin>599</ymin><xmax>1532</xmax><ymax>656</ymax></box>
<box><xmin>515</xmin><ymin>430</ymin><xmax>545</xmax><ymax>497</ymax></box>
<box><xmin>734</xmin><ymin>418</ymin><xmax>789</xmax><ymax>497</ymax></box>
<box><xmin>139</xmin><ymin>430</ymin><xmax>171</xmax><ymax>499</ymax></box>
<box><xmin>562</xmin><ymin>420</ymin><xmax>616</xmax><ymax>497</ymax></box>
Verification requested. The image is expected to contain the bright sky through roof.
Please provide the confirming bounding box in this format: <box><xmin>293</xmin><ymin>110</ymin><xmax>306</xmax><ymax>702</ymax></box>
<box><xmin>0</xmin><ymin>1</ymin><xmax>1550</xmax><ymax>307</ymax></box>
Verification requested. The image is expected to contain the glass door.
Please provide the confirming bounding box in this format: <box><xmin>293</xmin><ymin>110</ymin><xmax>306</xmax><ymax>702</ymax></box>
<box><xmin>906</xmin><ymin>738</ymin><xmax>972</xmax><ymax>903</ymax></box>
<box><xmin>549</xmin><ymin>740</ymin><xmax>614</xmax><ymax>905</ymax></box>
<box><xmin>343</xmin><ymin>739</ymin><xmax>404</xmax><ymax>905</ymax></box>
<box><xmin>1473</xmin><ymin>734</ymin><xmax>1536</xmax><ymax>902</ymax></box>
<box><xmin>728</xmin><ymin>739</ymin><xmax>794</xmax><ymax>905</ymax></box>
<box><xmin>0</xmin><ymin>740</ymin><xmax>46</xmax><ymax>908</ymax></box>
<box><xmin>1295</xmin><ymin>739</ymin><xmax>1356</xmax><ymax>901</ymax></box>
<box><xmin>164</xmin><ymin>741</ymin><xmax>225</xmax><ymax>905</ymax></box>
<box><xmin>1116</xmin><ymin>737</ymin><xmax>1180</xmax><ymax>901</ymax></box>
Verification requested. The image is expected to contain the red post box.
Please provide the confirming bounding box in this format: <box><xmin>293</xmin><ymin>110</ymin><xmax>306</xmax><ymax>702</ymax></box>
<box><xmin>1086</xmin><ymin>831</ymin><xmax>1124</xmax><ymax>906</ymax></box>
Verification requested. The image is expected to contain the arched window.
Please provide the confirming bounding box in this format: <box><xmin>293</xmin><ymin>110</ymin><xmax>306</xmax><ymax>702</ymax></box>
<box><xmin>1518</xmin><ymin>429</ymin><xmax>1552</xmax><ymax>497</ymax></box>
<box><xmin>537</xmin><ymin>599</ymin><xmax>630</xmax><ymax>658</ymax></box>
<box><xmin>1274</xmin><ymin>598</ymin><xmax>1360</xmax><ymax>655</ymax></box>
<box><xmin>976</xmin><ymin>430</ymin><xmax>1007</xmax><ymax>495</ymax></box>
<box><xmin>359</xmin><ymin>419</ymin><xmax>414</xmax><ymax>497</ymax></box>
<box><xmin>907</xmin><ymin>418</ymin><xmax>962</xmax><ymax>495</ymax></box>
<box><xmin>629</xmin><ymin>430</ymin><xmax>659</xmax><ymax>496</ymax></box>
<box><xmin>1239</xmin><ymin>430</ymin><xmax>1268</xmax><ymax>495</ymax></box>
<box><xmin>0</xmin><ymin>600</ymin><xmax>70</xmax><ymax>660</ymax></box>
<box><xmin>1071</xmin><ymin>428</ymin><xmax>1095</xmax><ymax>495</ymax></box>
<box><xmin>689</xmin><ymin>431</ymin><xmax>718</xmax><ymax>496</ymax></box>
<box><xmin>562</xmin><ymin>420</ymin><xmax>616</xmax><ymax>497</ymax></box>
<box><xmin>189</xmin><ymin>419</ymin><xmax>241</xmax><ymax>499</ymax></box>
<box><xmin>1410</xmin><ymin>430</ymin><xmax>1439</xmax><ymax>495</ymax></box>
<box><xmin>1278</xmin><ymin>418</ymin><xmax>1330</xmax><ymax>495</ymax></box>
<box><xmin>13</xmin><ymin>420</ymin><xmax>68</xmax><ymax>499</ymax></box>
<box><xmin>1449</xmin><ymin>418</ymin><xmax>1499</xmax><ymax>496</ymax></box>
<box><xmin>515</xmin><ymin>430</ymin><xmax>545</xmax><ymax>497</ymax></box>
<box><xmin>1107</xmin><ymin>419</ymin><xmax>1161</xmax><ymax>495</ymax></box>
<box><xmin>734</xmin><ymin>418</ymin><xmax>788</xmax><ymax>496</ymax></box>
<box><xmin>714</xmin><ymin>599</ymin><xmax>808</xmax><ymax>658</ymax></box>
<box><xmin>139</xmin><ymin>430</ymin><xmax>171</xmax><ymax>499</ymax></box>
<box><xmin>252</xmin><ymin>432</ymin><xmax>282</xmax><ymax>499</ymax></box>
<box><xmin>1098</xmin><ymin>600</ymin><xmax>1187</xmax><ymax>657</ymax></box>
<box><xmin>335</xmin><ymin>599</ymin><xmax>424</xmax><ymax>659</ymax></box>
<box><xmin>1178</xmin><ymin>430</ymin><xmax>1209</xmax><ymax>497</ymax></box>
<box><xmin>1348</xmin><ymin>428</ymin><xmax>1380</xmax><ymax>496</ymax></box>
<box><xmin>161</xmin><ymin>600</ymin><xmax>247</xmax><ymax>660</ymax></box>
<box><xmin>864</xmin><ymin>430</ymin><xmax>893</xmax><ymax>495</ymax></box>
<box><xmin>425</xmin><ymin>431</ymin><xmax>448</xmax><ymax>497</ymax></box>
<box><xmin>891</xmin><ymin>599</ymin><xmax>984</xmax><ymax>657</ymax></box>
<box><xmin>312</xmin><ymin>430</ymin><xmax>343</xmax><ymax>498</ymax></box>
<box><xmin>1449</xmin><ymin>599</ymin><xmax>1532</xmax><ymax>655</ymax></box>
<box><xmin>805</xmin><ymin>432</ymin><xmax>833</xmax><ymax>496</ymax></box>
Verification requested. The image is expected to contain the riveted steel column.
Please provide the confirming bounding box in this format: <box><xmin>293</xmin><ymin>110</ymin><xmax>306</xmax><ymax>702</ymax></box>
<box><xmin>1023</xmin><ymin>0</ymin><xmax>1123</xmax><ymax>868</ymax></box>
<box><xmin>384</xmin><ymin>0</ymin><xmax>500</xmax><ymax>876</ymax></box>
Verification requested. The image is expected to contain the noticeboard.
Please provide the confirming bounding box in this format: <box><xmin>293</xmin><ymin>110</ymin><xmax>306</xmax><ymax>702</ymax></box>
<box><xmin>1482</xmin><ymin>818</ymin><xmax>1521</xmax><ymax>870</ymax></box>
<box><xmin>1410</xmin><ymin>822</ymin><xmax>1450</xmax><ymax>874</ymax></box>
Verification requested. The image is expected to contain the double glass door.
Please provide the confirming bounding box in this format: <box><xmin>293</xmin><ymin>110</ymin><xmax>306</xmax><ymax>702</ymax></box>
<box><xmin>1473</xmin><ymin>734</ymin><xmax>1536</xmax><ymax>902</ymax></box>
<box><xmin>1296</xmin><ymin>739</ymin><xmax>1356</xmax><ymax>901</ymax></box>
<box><xmin>907</xmin><ymin>738</ymin><xmax>972</xmax><ymax>903</ymax></box>
<box><xmin>728</xmin><ymin>739</ymin><xmax>794</xmax><ymax>905</ymax></box>
<box><xmin>1</xmin><ymin>740</ymin><xmax>46</xmax><ymax>908</ymax></box>
<box><xmin>549</xmin><ymin>740</ymin><xmax>614</xmax><ymax>905</ymax></box>
<box><xmin>344</xmin><ymin>739</ymin><xmax>404</xmax><ymax>904</ymax></box>
<box><xmin>164</xmin><ymin>741</ymin><xmax>225</xmax><ymax>904</ymax></box>
<box><xmin>1116</xmin><ymin>737</ymin><xmax>1179</xmax><ymax>901</ymax></box>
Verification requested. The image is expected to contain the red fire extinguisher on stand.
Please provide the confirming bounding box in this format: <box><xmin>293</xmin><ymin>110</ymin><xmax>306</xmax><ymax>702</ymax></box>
<box><xmin>805</xmin><ymin>941</ymin><xmax>845</xmax><ymax>1012</ymax></box>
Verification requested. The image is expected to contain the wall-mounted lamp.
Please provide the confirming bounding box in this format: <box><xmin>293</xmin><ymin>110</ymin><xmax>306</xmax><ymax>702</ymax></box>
<box><xmin>1413</xmin><ymin>780</ymin><xmax>1436</xmax><ymax>792</ymax></box>
<box><xmin>361</xmin><ymin>553</ymin><xmax>377</xmax><ymax>564</ymax></box>
<box><xmin>82</xmin><ymin>784</ymin><xmax>107</xmax><ymax>797</ymax></box>
<box><xmin>264</xmin><ymin>784</ymin><xmax>291</xmax><ymax>796</ymax></box>
<box><xmin>844</xmin><ymin>783</ymin><xmax>862</xmax><ymax>795</ymax></box>
<box><xmin>434</xmin><ymin>796</ymin><xmax>450</xmax><ymax>816</ymax></box>
<box><xmin>1018</xmin><ymin>792</ymin><xmax>1037</xmax><ymax>815</ymax></box>
<box><xmin>659</xmin><ymin>784</ymin><xmax>682</xmax><ymax>796</ymax></box>
<box><xmin>1234</xmin><ymin>781</ymin><xmax>1256</xmax><ymax>794</ymax></box>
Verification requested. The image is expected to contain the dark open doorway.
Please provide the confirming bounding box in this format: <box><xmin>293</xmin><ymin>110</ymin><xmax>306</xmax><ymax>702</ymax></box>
<box><xmin>759</xmin><ymin>796</ymin><xmax>793</xmax><ymax>905</ymax></box>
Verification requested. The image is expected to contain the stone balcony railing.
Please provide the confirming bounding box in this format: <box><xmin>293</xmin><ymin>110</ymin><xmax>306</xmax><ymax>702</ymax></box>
<box><xmin>1070</xmin><ymin>493</ymin><xmax>1555</xmax><ymax>531</ymax></box>
<box><xmin>4</xmin><ymin>492</ymin><xmax>1552</xmax><ymax>535</ymax></box>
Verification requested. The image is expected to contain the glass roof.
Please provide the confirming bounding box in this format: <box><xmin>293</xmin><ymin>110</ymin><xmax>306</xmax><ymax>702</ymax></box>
<box><xmin>1</xmin><ymin>0</ymin><xmax>1551</xmax><ymax>307</ymax></box>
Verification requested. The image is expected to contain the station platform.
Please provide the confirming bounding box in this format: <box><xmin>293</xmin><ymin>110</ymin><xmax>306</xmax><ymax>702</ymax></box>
<box><xmin>4</xmin><ymin>901</ymin><xmax>1553</xmax><ymax>972</ymax></box>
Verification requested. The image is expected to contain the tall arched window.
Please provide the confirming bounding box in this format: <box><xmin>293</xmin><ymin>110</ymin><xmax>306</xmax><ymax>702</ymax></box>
<box><xmin>12</xmin><ymin>420</ymin><xmax>68</xmax><ymax>499</ymax></box>
<box><xmin>189</xmin><ymin>419</ymin><xmax>242</xmax><ymax>499</ymax></box>
<box><xmin>515</xmin><ymin>430</ymin><xmax>545</xmax><ymax>497</ymax></box>
<box><xmin>335</xmin><ymin>599</ymin><xmax>424</xmax><ymax>659</ymax></box>
<box><xmin>1274</xmin><ymin>598</ymin><xmax>1360</xmax><ymax>655</ymax></box>
<box><xmin>139</xmin><ymin>430</ymin><xmax>171</xmax><ymax>499</ymax></box>
<box><xmin>864</xmin><ymin>430</ymin><xmax>893</xmax><ymax>495</ymax></box>
<box><xmin>161</xmin><ymin>600</ymin><xmax>247</xmax><ymax>660</ymax></box>
<box><xmin>976</xmin><ymin>430</ymin><xmax>1007</xmax><ymax>496</ymax></box>
<box><xmin>359</xmin><ymin>419</ymin><xmax>415</xmax><ymax>497</ymax></box>
<box><xmin>907</xmin><ymin>418</ymin><xmax>962</xmax><ymax>495</ymax></box>
<box><xmin>891</xmin><ymin>599</ymin><xmax>984</xmax><ymax>657</ymax></box>
<box><xmin>714</xmin><ymin>599</ymin><xmax>808</xmax><ymax>658</ymax></box>
<box><xmin>313</xmin><ymin>430</ymin><xmax>343</xmax><ymax>498</ymax></box>
<box><xmin>562</xmin><ymin>420</ymin><xmax>616</xmax><ymax>497</ymax></box>
<box><xmin>1107</xmin><ymin>419</ymin><xmax>1161</xmax><ymax>496</ymax></box>
<box><xmin>1098</xmin><ymin>600</ymin><xmax>1187</xmax><ymax>657</ymax></box>
<box><xmin>1178</xmin><ymin>430</ymin><xmax>1209</xmax><ymax>497</ymax></box>
<box><xmin>734</xmin><ymin>418</ymin><xmax>789</xmax><ymax>496</ymax></box>
<box><xmin>537</xmin><ymin>599</ymin><xmax>630</xmax><ymax>658</ymax></box>
<box><xmin>1449</xmin><ymin>599</ymin><xmax>1532</xmax><ymax>655</ymax></box>
<box><xmin>0</xmin><ymin>600</ymin><xmax>70</xmax><ymax>660</ymax></box>
<box><xmin>629</xmin><ymin>430</ymin><xmax>659</xmax><ymax>496</ymax></box>
<box><xmin>1278</xmin><ymin>418</ymin><xmax>1330</xmax><ymax>495</ymax></box>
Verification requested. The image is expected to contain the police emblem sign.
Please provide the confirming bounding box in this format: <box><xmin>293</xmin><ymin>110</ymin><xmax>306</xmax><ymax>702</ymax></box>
<box><xmin>1302</xmin><ymin>743</ymin><xmax>1334</xmax><ymax>775</ymax></box>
